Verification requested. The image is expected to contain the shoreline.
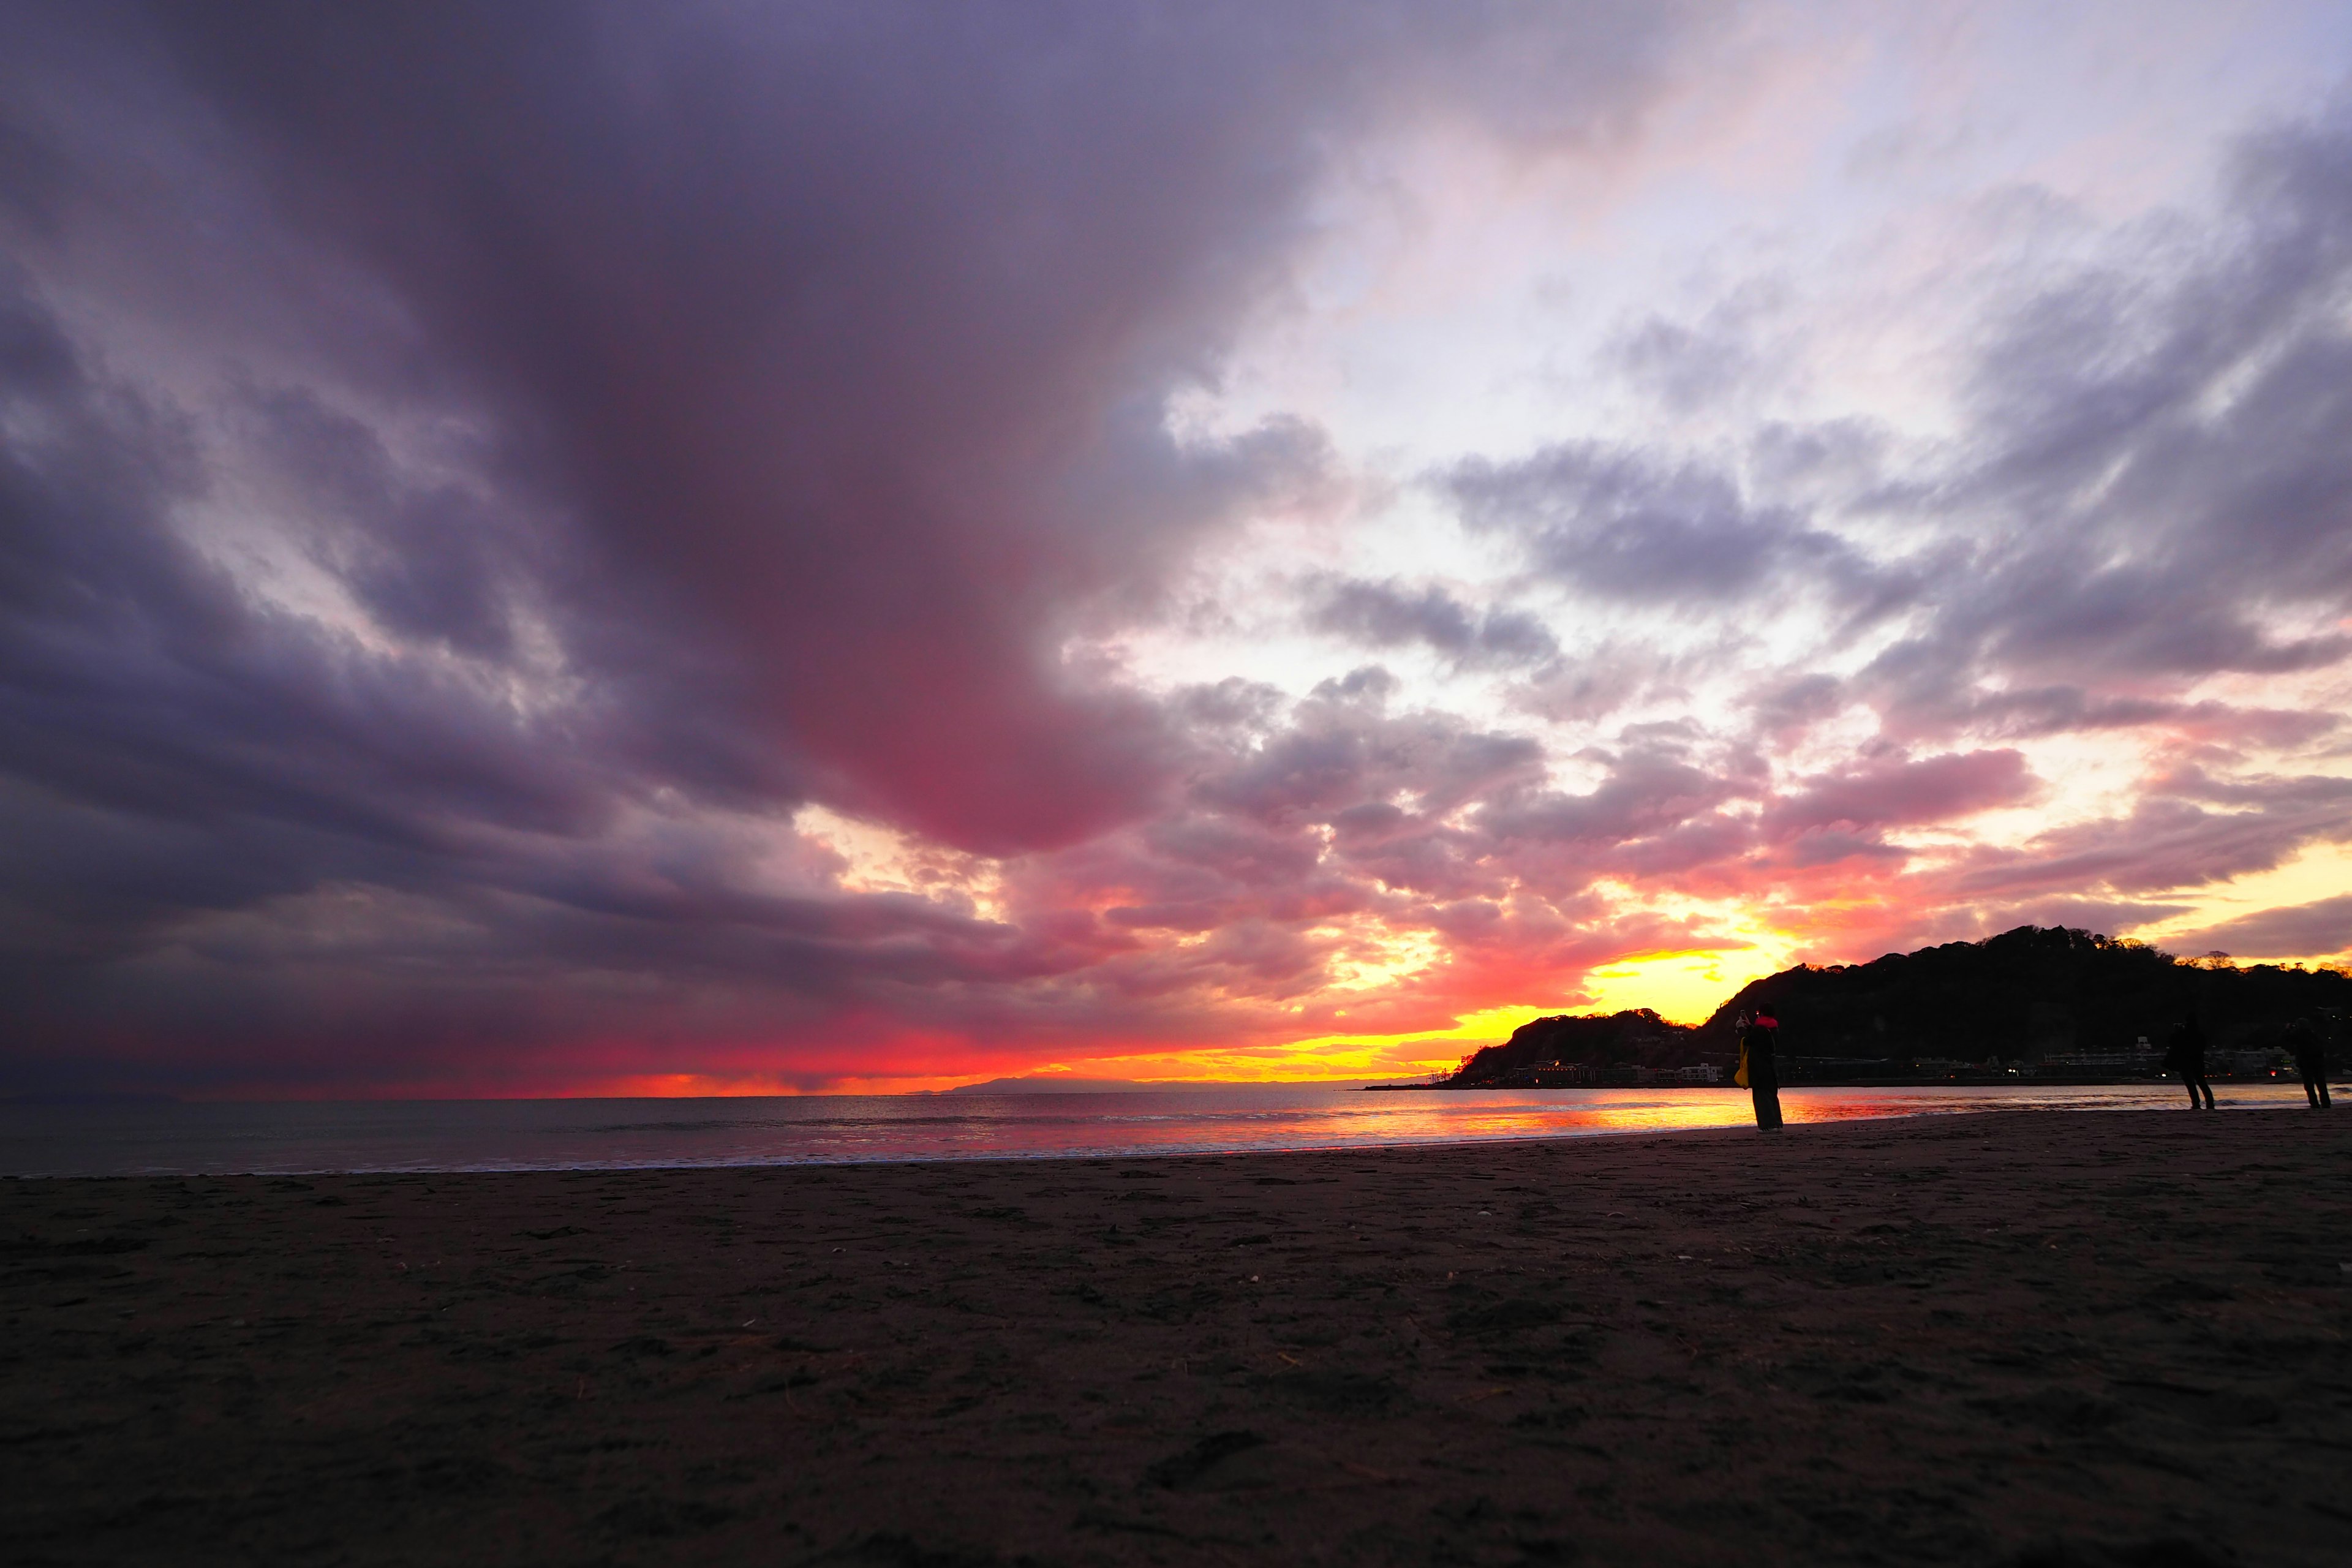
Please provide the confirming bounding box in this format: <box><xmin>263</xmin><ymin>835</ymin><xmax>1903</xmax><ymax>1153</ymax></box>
<box><xmin>3</xmin><ymin>1083</ymin><xmax>2324</xmax><ymax>1181</ymax></box>
<box><xmin>6</xmin><ymin>1106</ymin><xmax>2348</xmax><ymax>1565</ymax></box>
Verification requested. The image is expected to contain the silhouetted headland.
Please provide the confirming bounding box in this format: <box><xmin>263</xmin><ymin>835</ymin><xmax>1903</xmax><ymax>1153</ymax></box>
<box><xmin>1375</xmin><ymin>925</ymin><xmax>2346</xmax><ymax>1090</ymax></box>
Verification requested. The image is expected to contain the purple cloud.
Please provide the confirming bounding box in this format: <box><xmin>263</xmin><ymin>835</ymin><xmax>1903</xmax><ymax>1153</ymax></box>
<box><xmin>2173</xmin><ymin>894</ymin><xmax>2352</xmax><ymax>960</ymax></box>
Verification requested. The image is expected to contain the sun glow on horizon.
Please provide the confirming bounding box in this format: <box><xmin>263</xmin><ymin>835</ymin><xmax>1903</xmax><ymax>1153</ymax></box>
<box><xmin>2122</xmin><ymin>842</ymin><xmax>2352</xmax><ymax>962</ymax></box>
<box><xmin>1580</xmin><ymin>948</ymin><xmax>1782</xmax><ymax>1025</ymax></box>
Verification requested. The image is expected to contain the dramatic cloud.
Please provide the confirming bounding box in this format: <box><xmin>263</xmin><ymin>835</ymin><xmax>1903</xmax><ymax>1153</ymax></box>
<box><xmin>2175</xmin><ymin>894</ymin><xmax>2352</xmax><ymax>962</ymax></box>
<box><xmin>1762</xmin><ymin>751</ymin><xmax>2038</xmax><ymax>843</ymax></box>
<box><xmin>1444</xmin><ymin>442</ymin><xmax>1899</xmax><ymax>614</ymax></box>
<box><xmin>1</xmin><ymin>2</ymin><xmax>2349</xmax><ymax>1093</ymax></box>
<box><xmin>1307</xmin><ymin>577</ymin><xmax>1561</xmax><ymax>669</ymax></box>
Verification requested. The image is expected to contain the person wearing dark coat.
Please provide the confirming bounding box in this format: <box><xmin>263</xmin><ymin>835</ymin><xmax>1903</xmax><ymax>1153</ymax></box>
<box><xmin>2164</xmin><ymin>1014</ymin><xmax>2214</xmax><ymax>1109</ymax></box>
<box><xmin>2286</xmin><ymin>1017</ymin><xmax>2330</xmax><ymax>1109</ymax></box>
<box><xmin>1743</xmin><ymin>1012</ymin><xmax>1783</xmax><ymax>1131</ymax></box>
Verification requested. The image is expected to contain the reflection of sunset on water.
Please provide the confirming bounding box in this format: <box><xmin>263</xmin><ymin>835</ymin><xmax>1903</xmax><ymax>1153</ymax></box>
<box><xmin>2</xmin><ymin>1084</ymin><xmax>2322</xmax><ymax>1177</ymax></box>
<box><xmin>884</xmin><ymin>1085</ymin><xmax>2315</xmax><ymax>1163</ymax></box>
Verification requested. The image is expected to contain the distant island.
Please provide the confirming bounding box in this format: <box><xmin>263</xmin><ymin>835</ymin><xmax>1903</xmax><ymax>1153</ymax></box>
<box><xmin>1384</xmin><ymin>925</ymin><xmax>2346</xmax><ymax>1090</ymax></box>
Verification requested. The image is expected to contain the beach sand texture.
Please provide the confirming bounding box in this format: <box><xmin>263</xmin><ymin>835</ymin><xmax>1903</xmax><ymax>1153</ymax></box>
<box><xmin>4</xmin><ymin>1108</ymin><xmax>2348</xmax><ymax>1566</ymax></box>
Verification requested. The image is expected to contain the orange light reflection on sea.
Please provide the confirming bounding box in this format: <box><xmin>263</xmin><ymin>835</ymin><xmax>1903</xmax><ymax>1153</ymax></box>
<box><xmin>4</xmin><ymin>1084</ymin><xmax>2308</xmax><ymax>1176</ymax></box>
<box><xmin>1313</xmin><ymin>1090</ymin><xmax>1764</xmax><ymax>1146</ymax></box>
<box><xmin>836</xmin><ymin>1084</ymin><xmax>2290</xmax><ymax>1164</ymax></box>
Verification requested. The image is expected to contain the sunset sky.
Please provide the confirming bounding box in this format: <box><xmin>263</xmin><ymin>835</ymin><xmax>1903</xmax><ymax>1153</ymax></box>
<box><xmin>5</xmin><ymin>2</ymin><xmax>2352</xmax><ymax>1097</ymax></box>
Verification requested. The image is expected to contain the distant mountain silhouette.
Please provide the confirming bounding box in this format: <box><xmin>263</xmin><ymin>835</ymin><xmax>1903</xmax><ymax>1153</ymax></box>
<box><xmin>1444</xmin><ymin>925</ymin><xmax>2346</xmax><ymax>1085</ymax></box>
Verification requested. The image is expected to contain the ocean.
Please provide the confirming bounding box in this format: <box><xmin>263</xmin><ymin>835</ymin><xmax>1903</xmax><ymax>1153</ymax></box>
<box><xmin>0</xmin><ymin>1080</ymin><xmax>2316</xmax><ymax>1177</ymax></box>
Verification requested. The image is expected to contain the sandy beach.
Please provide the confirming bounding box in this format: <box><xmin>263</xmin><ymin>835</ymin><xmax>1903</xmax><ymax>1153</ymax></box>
<box><xmin>4</xmin><ymin>1107</ymin><xmax>2349</xmax><ymax>1566</ymax></box>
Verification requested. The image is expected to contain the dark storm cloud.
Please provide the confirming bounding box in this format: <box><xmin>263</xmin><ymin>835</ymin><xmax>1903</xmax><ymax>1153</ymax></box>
<box><xmin>0</xmin><ymin>274</ymin><xmax>643</xmax><ymax>858</ymax></box>
<box><xmin>0</xmin><ymin>107</ymin><xmax>67</xmax><ymax>230</ymax></box>
<box><xmin>111</xmin><ymin>0</ymin><xmax>1693</xmax><ymax>856</ymax></box>
<box><xmin>246</xmin><ymin>386</ymin><xmax>526</xmax><ymax>660</ymax></box>
<box><xmin>118</xmin><ymin>0</ymin><xmax>1319</xmax><ymax>854</ymax></box>
<box><xmin>0</xmin><ymin>1</ymin><xmax>1700</xmax><ymax>1088</ymax></box>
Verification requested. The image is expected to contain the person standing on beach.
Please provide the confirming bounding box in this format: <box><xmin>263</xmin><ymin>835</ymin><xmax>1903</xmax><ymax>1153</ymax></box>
<box><xmin>2165</xmin><ymin>1014</ymin><xmax>2215</xmax><ymax>1109</ymax></box>
<box><xmin>2286</xmin><ymin>1016</ymin><xmax>2329</xmax><ymax>1109</ymax></box>
<box><xmin>1744</xmin><ymin>1012</ymin><xmax>1783</xmax><ymax>1131</ymax></box>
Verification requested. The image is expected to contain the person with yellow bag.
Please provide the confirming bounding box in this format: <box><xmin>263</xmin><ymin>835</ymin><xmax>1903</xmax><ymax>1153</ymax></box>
<box><xmin>1739</xmin><ymin>1010</ymin><xmax>1783</xmax><ymax>1130</ymax></box>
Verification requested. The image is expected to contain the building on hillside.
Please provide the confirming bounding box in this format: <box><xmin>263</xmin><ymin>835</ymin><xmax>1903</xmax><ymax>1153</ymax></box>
<box><xmin>2037</xmin><ymin>1041</ymin><xmax>2163</xmax><ymax>1076</ymax></box>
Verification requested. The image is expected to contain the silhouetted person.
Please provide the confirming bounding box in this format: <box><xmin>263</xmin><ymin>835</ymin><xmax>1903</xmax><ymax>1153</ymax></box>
<box><xmin>1744</xmin><ymin>1012</ymin><xmax>1782</xmax><ymax>1131</ymax></box>
<box><xmin>2165</xmin><ymin>1014</ymin><xmax>2214</xmax><ymax>1109</ymax></box>
<box><xmin>2286</xmin><ymin>1016</ymin><xmax>2329</xmax><ymax>1109</ymax></box>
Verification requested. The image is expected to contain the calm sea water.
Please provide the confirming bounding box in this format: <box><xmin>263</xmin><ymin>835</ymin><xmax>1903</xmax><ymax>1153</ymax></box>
<box><xmin>0</xmin><ymin>1081</ymin><xmax>2316</xmax><ymax>1177</ymax></box>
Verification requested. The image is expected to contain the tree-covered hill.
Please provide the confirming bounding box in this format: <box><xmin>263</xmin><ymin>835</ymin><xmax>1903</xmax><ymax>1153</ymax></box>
<box><xmin>1446</xmin><ymin>1009</ymin><xmax>1687</xmax><ymax>1086</ymax></box>
<box><xmin>1698</xmin><ymin>925</ymin><xmax>2346</xmax><ymax>1062</ymax></box>
<box><xmin>1439</xmin><ymin>925</ymin><xmax>2346</xmax><ymax>1084</ymax></box>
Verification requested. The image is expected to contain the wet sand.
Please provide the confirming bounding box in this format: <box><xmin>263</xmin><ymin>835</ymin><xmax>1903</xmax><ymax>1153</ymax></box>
<box><xmin>4</xmin><ymin>1108</ymin><xmax>2349</xmax><ymax>1567</ymax></box>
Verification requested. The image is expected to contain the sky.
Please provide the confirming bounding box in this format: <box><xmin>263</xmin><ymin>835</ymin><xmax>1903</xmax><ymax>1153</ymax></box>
<box><xmin>4</xmin><ymin>1</ymin><xmax>2352</xmax><ymax>1098</ymax></box>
